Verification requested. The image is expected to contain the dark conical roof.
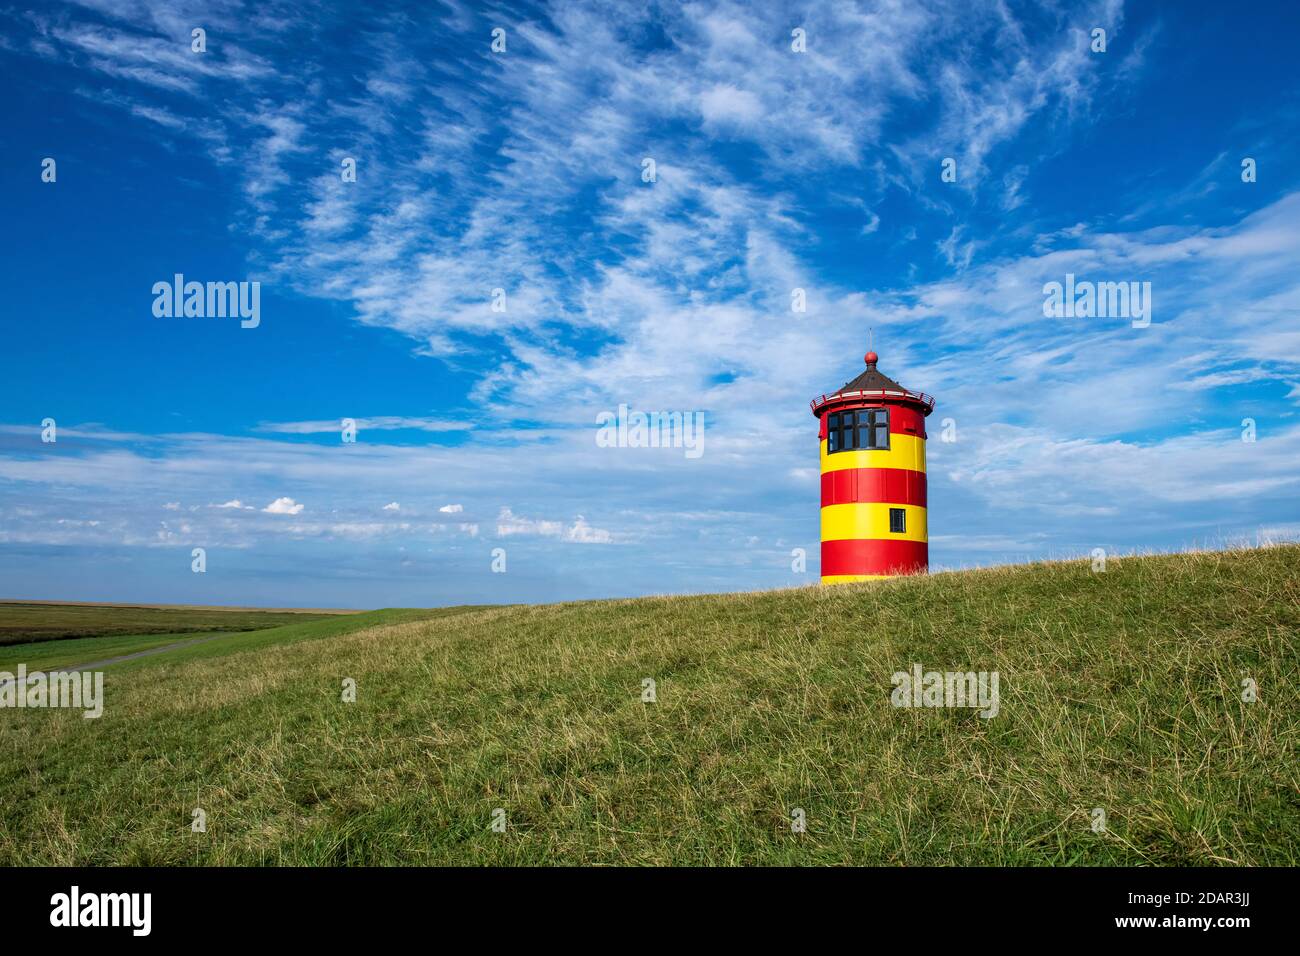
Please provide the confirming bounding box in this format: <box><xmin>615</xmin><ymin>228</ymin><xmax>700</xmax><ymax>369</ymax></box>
<box><xmin>837</xmin><ymin>362</ymin><xmax>904</xmax><ymax>394</ymax></box>
<box><xmin>810</xmin><ymin>349</ymin><xmax>935</xmax><ymax>417</ymax></box>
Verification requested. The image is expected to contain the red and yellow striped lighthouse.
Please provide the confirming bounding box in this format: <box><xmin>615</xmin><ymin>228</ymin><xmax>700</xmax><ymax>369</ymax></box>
<box><xmin>810</xmin><ymin>349</ymin><xmax>935</xmax><ymax>584</ymax></box>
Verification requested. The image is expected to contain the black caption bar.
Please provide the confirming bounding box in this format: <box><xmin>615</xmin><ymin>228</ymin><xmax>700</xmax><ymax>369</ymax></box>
<box><xmin>0</xmin><ymin>866</ymin><xmax>1277</xmax><ymax>942</ymax></box>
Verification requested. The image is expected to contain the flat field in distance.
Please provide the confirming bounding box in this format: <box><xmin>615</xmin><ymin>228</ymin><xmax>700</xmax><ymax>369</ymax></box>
<box><xmin>0</xmin><ymin>601</ymin><xmax>351</xmax><ymax>646</ymax></box>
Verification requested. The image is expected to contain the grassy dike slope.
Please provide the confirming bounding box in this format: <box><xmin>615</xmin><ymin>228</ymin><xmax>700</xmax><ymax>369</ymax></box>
<box><xmin>0</xmin><ymin>547</ymin><xmax>1296</xmax><ymax>866</ymax></box>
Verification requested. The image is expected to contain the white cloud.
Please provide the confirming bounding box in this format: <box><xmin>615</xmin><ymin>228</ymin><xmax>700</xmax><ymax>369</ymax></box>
<box><xmin>494</xmin><ymin>507</ymin><xmax>613</xmax><ymax>544</ymax></box>
<box><xmin>496</xmin><ymin>507</ymin><xmax>562</xmax><ymax>538</ymax></box>
<box><xmin>438</xmin><ymin>503</ymin><xmax>463</xmax><ymax>513</ymax></box>
<box><xmin>263</xmin><ymin>497</ymin><xmax>305</xmax><ymax>515</ymax></box>
<box><xmin>565</xmin><ymin>515</ymin><xmax>612</xmax><ymax>544</ymax></box>
<box><xmin>382</xmin><ymin>502</ymin><xmax>400</xmax><ymax>511</ymax></box>
<box><xmin>698</xmin><ymin>84</ymin><xmax>763</xmax><ymax>128</ymax></box>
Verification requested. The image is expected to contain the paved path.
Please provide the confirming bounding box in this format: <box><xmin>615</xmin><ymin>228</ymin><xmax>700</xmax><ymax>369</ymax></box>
<box><xmin>0</xmin><ymin>633</ymin><xmax>230</xmax><ymax>686</ymax></box>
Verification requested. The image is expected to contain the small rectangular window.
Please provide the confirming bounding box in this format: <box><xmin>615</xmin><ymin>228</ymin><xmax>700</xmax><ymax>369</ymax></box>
<box><xmin>889</xmin><ymin>508</ymin><xmax>906</xmax><ymax>534</ymax></box>
<box><xmin>870</xmin><ymin>409</ymin><xmax>891</xmax><ymax>450</ymax></box>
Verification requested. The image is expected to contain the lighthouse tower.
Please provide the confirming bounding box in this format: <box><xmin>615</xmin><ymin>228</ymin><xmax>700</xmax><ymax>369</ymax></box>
<box><xmin>810</xmin><ymin>349</ymin><xmax>935</xmax><ymax>584</ymax></box>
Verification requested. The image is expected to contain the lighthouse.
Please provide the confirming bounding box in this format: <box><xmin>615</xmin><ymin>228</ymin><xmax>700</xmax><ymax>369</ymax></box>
<box><xmin>810</xmin><ymin>349</ymin><xmax>935</xmax><ymax>584</ymax></box>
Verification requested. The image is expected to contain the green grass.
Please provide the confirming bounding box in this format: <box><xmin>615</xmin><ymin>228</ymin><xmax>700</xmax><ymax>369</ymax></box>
<box><xmin>0</xmin><ymin>631</ymin><xmax>215</xmax><ymax>672</ymax></box>
<box><xmin>0</xmin><ymin>608</ymin><xmax>474</xmax><ymax>674</ymax></box>
<box><xmin>106</xmin><ymin>607</ymin><xmax>494</xmax><ymax>671</ymax></box>
<box><xmin>0</xmin><ymin>547</ymin><xmax>1296</xmax><ymax>866</ymax></box>
<box><xmin>0</xmin><ymin>601</ymin><xmax>344</xmax><ymax>646</ymax></box>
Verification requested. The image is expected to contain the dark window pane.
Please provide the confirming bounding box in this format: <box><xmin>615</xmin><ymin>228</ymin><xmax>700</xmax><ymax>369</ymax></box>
<box><xmin>890</xmin><ymin>508</ymin><xmax>906</xmax><ymax>534</ymax></box>
<box><xmin>828</xmin><ymin>428</ymin><xmax>839</xmax><ymax>452</ymax></box>
<box><xmin>829</xmin><ymin>413</ymin><xmax>840</xmax><ymax>431</ymax></box>
<box><xmin>857</xmin><ymin>424</ymin><xmax>870</xmax><ymax>448</ymax></box>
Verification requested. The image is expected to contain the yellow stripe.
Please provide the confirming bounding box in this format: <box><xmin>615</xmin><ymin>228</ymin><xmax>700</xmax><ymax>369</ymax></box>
<box><xmin>821</xmin><ymin>574</ymin><xmax>893</xmax><ymax>585</ymax></box>
<box><xmin>820</xmin><ymin>435</ymin><xmax>926</xmax><ymax>474</ymax></box>
<box><xmin>820</xmin><ymin>502</ymin><xmax>927</xmax><ymax>542</ymax></box>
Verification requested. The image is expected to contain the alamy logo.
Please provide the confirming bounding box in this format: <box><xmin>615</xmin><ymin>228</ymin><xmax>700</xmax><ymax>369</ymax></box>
<box><xmin>891</xmin><ymin>664</ymin><xmax>1000</xmax><ymax>718</ymax></box>
<box><xmin>0</xmin><ymin>666</ymin><xmax>103</xmax><ymax>718</ymax></box>
<box><xmin>152</xmin><ymin>274</ymin><xmax>260</xmax><ymax>328</ymax></box>
<box><xmin>595</xmin><ymin>404</ymin><xmax>704</xmax><ymax>459</ymax></box>
<box><xmin>50</xmin><ymin>886</ymin><xmax>151</xmax><ymax>936</ymax></box>
<box><xmin>1042</xmin><ymin>273</ymin><xmax>1151</xmax><ymax>328</ymax></box>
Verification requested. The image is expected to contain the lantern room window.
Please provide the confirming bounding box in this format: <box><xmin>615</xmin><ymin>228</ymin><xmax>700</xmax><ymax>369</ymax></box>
<box><xmin>827</xmin><ymin>408</ymin><xmax>890</xmax><ymax>453</ymax></box>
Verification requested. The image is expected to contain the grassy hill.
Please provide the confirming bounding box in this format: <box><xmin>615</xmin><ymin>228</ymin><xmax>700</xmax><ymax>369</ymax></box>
<box><xmin>0</xmin><ymin>547</ymin><xmax>1296</xmax><ymax>866</ymax></box>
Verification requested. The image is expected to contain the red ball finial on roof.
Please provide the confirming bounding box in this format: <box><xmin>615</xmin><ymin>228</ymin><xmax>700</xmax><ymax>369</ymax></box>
<box><xmin>864</xmin><ymin>350</ymin><xmax>878</xmax><ymax>365</ymax></box>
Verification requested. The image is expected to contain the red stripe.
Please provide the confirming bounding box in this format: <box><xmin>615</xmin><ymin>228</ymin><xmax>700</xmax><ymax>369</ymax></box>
<box><xmin>821</xmin><ymin>538</ymin><xmax>928</xmax><ymax>576</ymax></box>
<box><xmin>818</xmin><ymin>403</ymin><xmax>927</xmax><ymax>440</ymax></box>
<box><xmin>821</xmin><ymin>468</ymin><xmax>927</xmax><ymax>507</ymax></box>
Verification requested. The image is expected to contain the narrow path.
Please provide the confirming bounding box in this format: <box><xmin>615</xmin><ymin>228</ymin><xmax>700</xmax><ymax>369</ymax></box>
<box><xmin>0</xmin><ymin>632</ymin><xmax>230</xmax><ymax>686</ymax></box>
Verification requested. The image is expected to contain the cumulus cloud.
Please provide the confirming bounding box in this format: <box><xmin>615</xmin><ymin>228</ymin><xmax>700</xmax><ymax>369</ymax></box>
<box><xmin>494</xmin><ymin>508</ymin><xmax>613</xmax><ymax>544</ymax></box>
<box><xmin>565</xmin><ymin>515</ymin><xmax>612</xmax><ymax>544</ymax></box>
<box><xmin>496</xmin><ymin>507</ymin><xmax>563</xmax><ymax>539</ymax></box>
<box><xmin>263</xmin><ymin>497</ymin><xmax>305</xmax><ymax>515</ymax></box>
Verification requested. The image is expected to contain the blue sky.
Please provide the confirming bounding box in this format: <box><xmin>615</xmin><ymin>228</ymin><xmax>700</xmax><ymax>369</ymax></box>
<box><xmin>2</xmin><ymin>0</ymin><xmax>1299</xmax><ymax>608</ymax></box>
